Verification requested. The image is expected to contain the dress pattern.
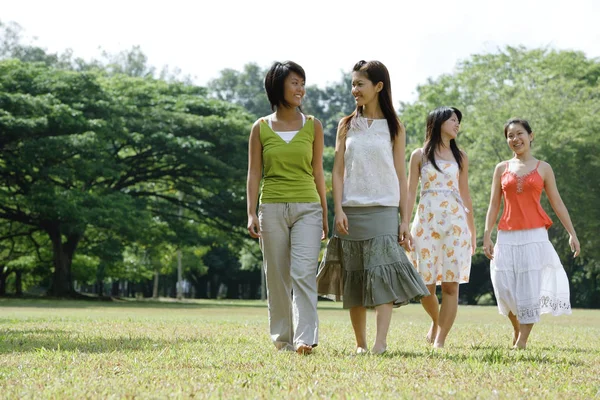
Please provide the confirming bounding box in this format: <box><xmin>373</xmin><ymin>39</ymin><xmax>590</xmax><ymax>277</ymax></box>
<box><xmin>409</xmin><ymin>160</ymin><xmax>471</xmax><ymax>285</ymax></box>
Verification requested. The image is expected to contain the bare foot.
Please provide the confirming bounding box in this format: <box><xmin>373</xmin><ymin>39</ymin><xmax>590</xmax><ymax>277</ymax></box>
<box><xmin>513</xmin><ymin>341</ymin><xmax>527</xmax><ymax>350</ymax></box>
<box><xmin>426</xmin><ymin>323</ymin><xmax>438</xmax><ymax>344</ymax></box>
<box><xmin>296</xmin><ymin>344</ymin><xmax>313</xmax><ymax>355</ymax></box>
<box><xmin>371</xmin><ymin>343</ymin><xmax>387</xmax><ymax>355</ymax></box>
<box><xmin>433</xmin><ymin>340</ymin><xmax>445</xmax><ymax>349</ymax></box>
<box><xmin>355</xmin><ymin>347</ymin><xmax>368</xmax><ymax>355</ymax></box>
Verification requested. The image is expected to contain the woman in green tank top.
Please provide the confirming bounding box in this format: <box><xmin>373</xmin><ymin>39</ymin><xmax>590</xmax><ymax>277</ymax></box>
<box><xmin>246</xmin><ymin>61</ymin><xmax>328</xmax><ymax>355</ymax></box>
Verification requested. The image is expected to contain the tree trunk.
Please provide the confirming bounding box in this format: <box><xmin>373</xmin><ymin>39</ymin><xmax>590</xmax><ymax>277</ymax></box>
<box><xmin>144</xmin><ymin>279</ymin><xmax>153</xmax><ymax>298</ymax></box>
<box><xmin>0</xmin><ymin>267</ymin><xmax>7</xmax><ymax>296</ymax></box>
<box><xmin>15</xmin><ymin>270</ymin><xmax>22</xmax><ymax>296</ymax></box>
<box><xmin>152</xmin><ymin>268</ymin><xmax>159</xmax><ymax>299</ymax></box>
<box><xmin>162</xmin><ymin>275</ymin><xmax>167</xmax><ymax>297</ymax></box>
<box><xmin>590</xmin><ymin>272</ymin><xmax>599</xmax><ymax>308</ymax></box>
<box><xmin>46</xmin><ymin>225</ymin><xmax>83</xmax><ymax>297</ymax></box>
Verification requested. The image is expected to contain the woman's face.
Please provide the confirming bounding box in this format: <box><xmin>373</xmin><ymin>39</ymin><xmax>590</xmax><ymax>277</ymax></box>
<box><xmin>351</xmin><ymin>71</ymin><xmax>380</xmax><ymax>108</ymax></box>
<box><xmin>440</xmin><ymin>112</ymin><xmax>460</xmax><ymax>140</ymax></box>
<box><xmin>505</xmin><ymin>123</ymin><xmax>533</xmax><ymax>154</ymax></box>
<box><xmin>282</xmin><ymin>71</ymin><xmax>305</xmax><ymax>108</ymax></box>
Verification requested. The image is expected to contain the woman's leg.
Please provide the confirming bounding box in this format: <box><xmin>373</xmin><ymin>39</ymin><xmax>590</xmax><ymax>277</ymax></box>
<box><xmin>434</xmin><ymin>282</ymin><xmax>459</xmax><ymax>348</ymax></box>
<box><xmin>515</xmin><ymin>323</ymin><xmax>534</xmax><ymax>349</ymax></box>
<box><xmin>508</xmin><ymin>311</ymin><xmax>520</xmax><ymax>347</ymax></box>
<box><xmin>372</xmin><ymin>302</ymin><xmax>393</xmax><ymax>354</ymax></box>
<box><xmin>259</xmin><ymin>204</ymin><xmax>293</xmax><ymax>351</ymax></box>
<box><xmin>420</xmin><ymin>284</ymin><xmax>439</xmax><ymax>344</ymax></box>
<box><xmin>289</xmin><ymin>203</ymin><xmax>323</xmax><ymax>354</ymax></box>
<box><xmin>349</xmin><ymin>306</ymin><xmax>368</xmax><ymax>352</ymax></box>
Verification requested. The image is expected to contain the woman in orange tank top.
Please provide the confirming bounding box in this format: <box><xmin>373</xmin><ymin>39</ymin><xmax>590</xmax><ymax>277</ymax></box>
<box><xmin>483</xmin><ymin>118</ymin><xmax>580</xmax><ymax>349</ymax></box>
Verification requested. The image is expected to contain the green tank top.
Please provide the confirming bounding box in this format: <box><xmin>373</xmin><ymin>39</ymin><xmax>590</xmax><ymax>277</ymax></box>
<box><xmin>259</xmin><ymin>115</ymin><xmax>320</xmax><ymax>203</ymax></box>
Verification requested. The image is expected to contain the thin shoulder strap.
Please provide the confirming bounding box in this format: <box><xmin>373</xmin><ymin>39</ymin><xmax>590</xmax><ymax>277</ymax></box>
<box><xmin>535</xmin><ymin>160</ymin><xmax>541</xmax><ymax>169</ymax></box>
<box><xmin>504</xmin><ymin>161</ymin><xmax>510</xmax><ymax>172</ymax></box>
<box><xmin>268</xmin><ymin>114</ymin><xmax>307</xmax><ymax>128</ymax></box>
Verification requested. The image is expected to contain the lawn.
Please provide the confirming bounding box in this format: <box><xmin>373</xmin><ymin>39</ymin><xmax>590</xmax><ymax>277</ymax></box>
<box><xmin>0</xmin><ymin>298</ymin><xmax>598</xmax><ymax>399</ymax></box>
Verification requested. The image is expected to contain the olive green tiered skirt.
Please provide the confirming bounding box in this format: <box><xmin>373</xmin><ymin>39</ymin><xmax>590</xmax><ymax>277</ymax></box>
<box><xmin>317</xmin><ymin>206</ymin><xmax>430</xmax><ymax>309</ymax></box>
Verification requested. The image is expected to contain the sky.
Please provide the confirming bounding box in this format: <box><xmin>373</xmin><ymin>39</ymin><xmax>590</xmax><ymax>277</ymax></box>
<box><xmin>2</xmin><ymin>0</ymin><xmax>600</xmax><ymax>103</ymax></box>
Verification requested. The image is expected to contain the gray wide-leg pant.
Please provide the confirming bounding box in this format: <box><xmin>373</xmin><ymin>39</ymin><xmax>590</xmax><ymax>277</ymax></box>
<box><xmin>259</xmin><ymin>202</ymin><xmax>322</xmax><ymax>351</ymax></box>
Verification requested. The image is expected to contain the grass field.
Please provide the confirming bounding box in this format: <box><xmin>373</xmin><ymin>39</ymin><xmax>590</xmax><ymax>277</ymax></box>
<box><xmin>0</xmin><ymin>298</ymin><xmax>599</xmax><ymax>399</ymax></box>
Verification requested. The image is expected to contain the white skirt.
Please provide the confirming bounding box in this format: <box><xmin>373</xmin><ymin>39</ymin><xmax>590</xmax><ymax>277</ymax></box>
<box><xmin>490</xmin><ymin>228</ymin><xmax>571</xmax><ymax>324</ymax></box>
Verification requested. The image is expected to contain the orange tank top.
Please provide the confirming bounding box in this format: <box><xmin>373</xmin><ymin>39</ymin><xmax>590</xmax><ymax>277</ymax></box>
<box><xmin>498</xmin><ymin>161</ymin><xmax>553</xmax><ymax>231</ymax></box>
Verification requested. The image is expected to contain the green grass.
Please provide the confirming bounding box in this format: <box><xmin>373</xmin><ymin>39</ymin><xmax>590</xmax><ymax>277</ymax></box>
<box><xmin>0</xmin><ymin>299</ymin><xmax>599</xmax><ymax>399</ymax></box>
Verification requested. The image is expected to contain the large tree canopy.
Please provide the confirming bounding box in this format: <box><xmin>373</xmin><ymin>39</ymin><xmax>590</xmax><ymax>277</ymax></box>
<box><xmin>0</xmin><ymin>59</ymin><xmax>252</xmax><ymax>296</ymax></box>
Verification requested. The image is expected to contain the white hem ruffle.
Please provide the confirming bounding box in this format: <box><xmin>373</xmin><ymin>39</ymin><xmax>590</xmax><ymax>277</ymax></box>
<box><xmin>490</xmin><ymin>228</ymin><xmax>571</xmax><ymax>324</ymax></box>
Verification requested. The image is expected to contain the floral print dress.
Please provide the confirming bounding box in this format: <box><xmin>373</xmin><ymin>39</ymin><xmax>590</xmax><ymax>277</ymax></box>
<box><xmin>410</xmin><ymin>159</ymin><xmax>472</xmax><ymax>285</ymax></box>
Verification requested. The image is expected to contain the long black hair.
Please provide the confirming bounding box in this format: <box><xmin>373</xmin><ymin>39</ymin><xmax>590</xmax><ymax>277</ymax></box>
<box><xmin>339</xmin><ymin>60</ymin><xmax>401</xmax><ymax>141</ymax></box>
<box><xmin>424</xmin><ymin>106</ymin><xmax>463</xmax><ymax>171</ymax></box>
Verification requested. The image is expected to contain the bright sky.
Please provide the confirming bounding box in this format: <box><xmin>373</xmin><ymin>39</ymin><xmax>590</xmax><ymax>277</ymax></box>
<box><xmin>3</xmin><ymin>0</ymin><xmax>600</xmax><ymax>104</ymax></box>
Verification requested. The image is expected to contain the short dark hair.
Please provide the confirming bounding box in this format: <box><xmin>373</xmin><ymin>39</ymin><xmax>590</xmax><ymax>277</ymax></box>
<box><xmin>504</xmin><ymin>118</ymin><xmax>532</xmax><ymax>137</ymax></box>
<box><xmin>264</xmin><ymin>61</ymin><xmax>305</xmax><ymax>111</ymax></box>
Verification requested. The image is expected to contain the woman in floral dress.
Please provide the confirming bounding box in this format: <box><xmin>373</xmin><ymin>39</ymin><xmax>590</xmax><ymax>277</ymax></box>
<box><xmin>406</xmin><ymin>106</ymin><xmax>476</xmax><ymax>348</ymax></box>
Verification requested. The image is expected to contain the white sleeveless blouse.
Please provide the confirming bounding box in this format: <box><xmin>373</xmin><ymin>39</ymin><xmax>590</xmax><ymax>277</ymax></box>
<box><xmin>342</xmin><ymin>117</ymin><xmax>400</xmax><ymax>207</ymax></box>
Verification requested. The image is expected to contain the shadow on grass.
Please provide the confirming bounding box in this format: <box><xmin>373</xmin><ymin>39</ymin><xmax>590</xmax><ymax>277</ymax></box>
<box><xmin>0</xmin><ymin>328</ymin><xmax>203</xmax><ymax>354</ymax></box>
<box><xmin>380</xmin><ymin>346</ymin><xmax>585</xmax><ymax>366</ymax></box>
<box><xmin>468</xmin><ymin>343</ymin><xmax>599</xmax><ymax>356</ymax></box>
<box><xmin>537</xmin><ymin>346</ymin><xmax>600</xmax><ymax>355</ymax></box>
<box><xmin>0</xmin><ymin>297</ymin><xmax>349</xmax><ymax>311</ymax></box>
<box><xmin>0</xmin><ymin>298</ymin><xmax>269</xmax><ymax>310</ymax></box>
<box><xmin>0</xmin><ymin>328</ymin><xmax>590</xmax><ymax>366</ymax></box>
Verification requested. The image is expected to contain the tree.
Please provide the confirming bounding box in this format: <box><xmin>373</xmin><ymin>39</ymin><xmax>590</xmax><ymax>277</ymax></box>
<box><xmin>0</xmin><ymin>220</ymin><xmax>49</xmax><ymax>295</ymax></box>
<box><xmin>0</xmin><ymin>20</ymin><xmax>74</xmax><ymax>68</ymax></box>
<box><xmin>0</xmin><ymin>59</ymin><xmax>252</xmax><ymax>297</ymax></box>
<box><xmin>208</xmin><ymin>63</ymin><xmax>271</xmax><ymax>117</ymax></box>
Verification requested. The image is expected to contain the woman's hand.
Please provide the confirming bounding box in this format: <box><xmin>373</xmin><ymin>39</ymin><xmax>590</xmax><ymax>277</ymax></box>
<box><xmin>483</xmin><ymin>236</ymin><xmax>494</xmax><ymax>260</ymax></box>
<box><xmin>569</xmin><ymin>234</ymin><xmax>580</xmax><ymax>257</ymax></box>
<box><xmin>322</xmin><ymin>219</ymin><xmax>329</xmax><ymax>241</ymax></box>
<box><xmin>334</xmin><ymin>211</ymin><xmax>349</xmax><ymax>235</ymax></box>
<box><xmin>399</xmin><ymin>222</ymin><xmax>412</xmax><ymax>251</ymax></box>
<box><xmin>247</xmin><ymin>214</ymin><xmax>260</xmax><ymax>238</ymax></box>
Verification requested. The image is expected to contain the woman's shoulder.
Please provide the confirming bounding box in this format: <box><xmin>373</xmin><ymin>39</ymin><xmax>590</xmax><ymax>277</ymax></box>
<box><xmin>253</xmin><ymin>114</ymin><xmax>272</xmax><ymax>127</ymax></box>
<box><xmin>251</xmin><ymin>118</ymin><xmax>263</xmax><ymax>134</ymax></box>
<box><xmin>495</xmin><ymin>160</ymin><xmax>509</xmax><ymax>173</ymax></box>
<box><xmin>305</xmin><ymin>114</ymin><xmax>322</xmax><ymax>127</ymax></box>
<box><xmin>537</xmin><ymin>159</ymin><xmax>551</xmax><ymax>169</ymax></box>
<box><xmin>536</xmin><ymin>159</ymin><xmax>553</xmax><ymax>178</ymax></box>
<box><xmin>410</xmin><ymin>147</ymin><xmax>424</xmax><ymax>159</ymax></box>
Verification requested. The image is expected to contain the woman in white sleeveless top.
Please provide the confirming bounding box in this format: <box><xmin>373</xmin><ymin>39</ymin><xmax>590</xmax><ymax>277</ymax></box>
<box><xmin>317</xmin><ymin>60</ymin><xmax>429</xmax><ymax>355</ymax></box>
